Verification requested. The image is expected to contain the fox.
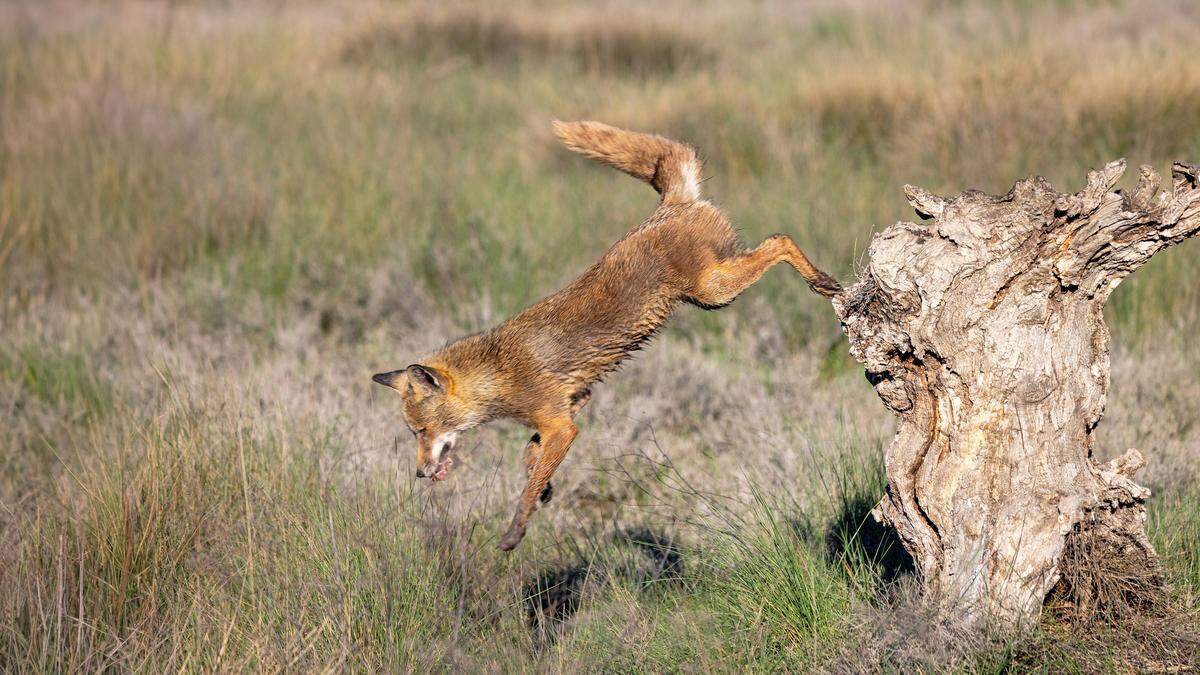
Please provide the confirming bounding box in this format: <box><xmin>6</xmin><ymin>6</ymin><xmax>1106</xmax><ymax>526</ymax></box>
<box><xmin>373</xmin><ymin>120</ymin><xmax>841</xmax><ymax>551</ymax></box>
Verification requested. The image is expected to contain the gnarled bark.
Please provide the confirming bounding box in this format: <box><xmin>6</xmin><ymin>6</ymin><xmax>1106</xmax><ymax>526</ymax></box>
<box><xmin>833</xmin><ymin>160</ymin><xmax>1200</xmax><ymax>624</ymax></box>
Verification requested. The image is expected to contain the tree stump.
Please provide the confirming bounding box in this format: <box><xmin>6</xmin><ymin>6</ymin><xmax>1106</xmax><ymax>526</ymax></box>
<box><xmin>833</xmin><ymin>160</ymin><xmax>1200</xmax><ymax>624</ymax></box>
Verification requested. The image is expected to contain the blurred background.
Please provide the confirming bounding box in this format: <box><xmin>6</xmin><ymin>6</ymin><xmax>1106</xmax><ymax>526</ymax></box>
<box><xmin>2</xmin><ymin>1</ymin><xmax>1199</xmax><ymax>670</ymax></box>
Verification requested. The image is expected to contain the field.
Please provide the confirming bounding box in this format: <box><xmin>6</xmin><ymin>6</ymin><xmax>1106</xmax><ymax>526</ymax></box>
<box><xmin>3</xmin><ymin>0</ymin><xmax>1200</xmax><ymax>671</ymax></box>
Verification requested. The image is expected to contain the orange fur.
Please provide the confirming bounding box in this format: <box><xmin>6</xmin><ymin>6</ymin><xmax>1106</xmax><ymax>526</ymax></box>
<box><xmin>374</xmin><ymin>121</ymin><xmax>841</xmax><ymax>550</ymax></box>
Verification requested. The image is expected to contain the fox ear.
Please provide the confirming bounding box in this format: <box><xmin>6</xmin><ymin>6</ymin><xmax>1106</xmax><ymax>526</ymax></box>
<box><xmin>371</xmin><ymin>369</ymin><xmax>408</xmax><ymax>390</ymax></box>
<box><xmin>406</xmin><ymin>364</ymin><xmax>443</xmax><ymax>394</ymax></box>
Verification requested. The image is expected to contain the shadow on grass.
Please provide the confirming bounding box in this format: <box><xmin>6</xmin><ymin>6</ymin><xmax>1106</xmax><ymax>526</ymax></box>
<box><xmin>825</xmin><ymin>488</ymin><xmax>914</xmax><ymax>586</ymax></box>
<box><xmin>524</xmin><ymin>527</ymin><xmax>684</xmax><ymax>641</ymax></box>
<box><xmin>525</xmin><ymin>563</ymin><xmax>589</xmax><ymax>631</ymax></box>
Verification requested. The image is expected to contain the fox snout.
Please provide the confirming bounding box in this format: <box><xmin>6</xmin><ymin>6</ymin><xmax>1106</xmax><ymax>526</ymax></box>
<box><xmin>415</xmin><ymin>458</ymin><xmax>451</xmax><ymax>480</ymax></box>
<box><xmin>417</xmin><ymin>432</ymin><xmax>458</xmax><ymax>481</ymax></box>
<box><xmin>372</xmin><ymin>370</ymin><xmax>404</xmax><ymax>388</ymax></box>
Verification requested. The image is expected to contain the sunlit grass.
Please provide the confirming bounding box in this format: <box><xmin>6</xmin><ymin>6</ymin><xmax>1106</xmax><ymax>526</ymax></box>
<box><xmin>3</xmin><ymin>1</ymin><xmax>1197</xmax><ymax>341</ymax></box>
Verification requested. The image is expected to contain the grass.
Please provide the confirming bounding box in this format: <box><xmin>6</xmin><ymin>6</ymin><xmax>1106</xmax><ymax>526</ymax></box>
<box><xmin>2</xmin><ymin>0</ymin><xmax>1200</xmax><ymax>671</ymax></box>
<box><xmin>0</xmin><ymin>344</ymin><xmax>112</xmax><ymax>421</ymax></box>
<box><xmin>341</xmin><ymin>6</ymin><xmax>713</xmax><ymax>77</ymax></box>
<box><xmin>1151</xmin><ymin>487</ymin><xmax>1200</xmax><ymax>601</ymax></box>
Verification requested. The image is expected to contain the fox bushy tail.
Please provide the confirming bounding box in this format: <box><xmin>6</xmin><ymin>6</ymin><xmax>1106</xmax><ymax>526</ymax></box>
<box><xmin>553</xmin><ymin>120</ymin><xmax>702</xmax><ymax>205</ymax></box>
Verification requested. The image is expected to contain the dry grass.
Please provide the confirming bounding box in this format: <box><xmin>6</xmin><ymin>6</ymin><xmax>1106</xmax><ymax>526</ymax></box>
<box><xmin>341</xmin><ymin>6</ymin><xmax>713</xmax><ymax>77</ymax></box>
<box><xmin>1051</xmin><ymin>522</ymin><xmax>1166</xmax><ymax>626</ymax></box>
<box><xmin>1</xmin><ymin>76</ymin><xmax>268</xmax><ymax>291</ymax></box>
<box><xmin>2</xmin><ymin>0</ymin><xmax>1200</xmax><ymax>671</ymax></box>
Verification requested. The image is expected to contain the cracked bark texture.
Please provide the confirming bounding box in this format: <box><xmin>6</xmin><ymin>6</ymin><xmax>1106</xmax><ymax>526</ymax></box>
<box><xmin>833</xmin><ymin>160</ymin><xmax>1200</xmax><ymax>624</ymax></box>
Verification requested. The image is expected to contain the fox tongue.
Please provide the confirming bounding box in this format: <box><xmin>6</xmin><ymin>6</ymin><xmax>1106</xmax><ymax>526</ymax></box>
<box><xmin>431</xmin><ymin>456</ymin><xmax>453</xmax><ymax>481</ymax></box>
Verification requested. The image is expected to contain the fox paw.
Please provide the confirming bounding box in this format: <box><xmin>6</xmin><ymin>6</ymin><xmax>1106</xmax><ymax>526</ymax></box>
<box><xmin>498</xmin><ymin>525</ymin><xmax>526</xmax><ymax>551</ymax></box>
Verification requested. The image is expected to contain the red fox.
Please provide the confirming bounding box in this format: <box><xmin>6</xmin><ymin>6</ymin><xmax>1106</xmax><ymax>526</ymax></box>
<box><xmin>373</xmin><ymin>121</ymin><xmax>841</xmax><ymax>550</ymax></box>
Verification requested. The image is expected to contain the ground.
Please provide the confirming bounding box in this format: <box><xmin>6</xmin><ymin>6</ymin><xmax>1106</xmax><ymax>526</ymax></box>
<box><xmin>2</xmin><ymin>0</ymin><xmax>1199</xmax><ymax>671</ymax></box>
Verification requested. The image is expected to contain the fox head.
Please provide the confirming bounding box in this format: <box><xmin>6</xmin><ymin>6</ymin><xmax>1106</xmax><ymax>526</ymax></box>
<box><xmin>372</xmin><ymin>364</ymin><xmax>474</xmax><ymax>481</ymax></box>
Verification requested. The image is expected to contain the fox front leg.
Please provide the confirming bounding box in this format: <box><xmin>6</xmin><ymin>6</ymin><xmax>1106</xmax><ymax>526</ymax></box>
<box><xmin>499</xmin><ymin>418</ymin><xmax>578</xmax><ymax>551</ymax></box>
<box><xmin>521</xmin><ymin>433</ymin><xmax>553</xmax><ymax>507</ymax></box>
<box><xmin>518</xmin><ymin>390</ymin><xmax>591</xmax><ymax>511</ymax></box>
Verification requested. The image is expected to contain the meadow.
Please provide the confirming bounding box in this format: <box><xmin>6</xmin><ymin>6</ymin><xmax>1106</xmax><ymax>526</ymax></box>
<box><xmin>2</xmin><ymin>0</ymin><xmax>1200</xmax><ymax>670</ymax></box>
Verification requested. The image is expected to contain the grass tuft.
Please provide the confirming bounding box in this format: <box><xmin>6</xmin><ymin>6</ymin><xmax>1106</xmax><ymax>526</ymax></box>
<box><xmin>0</xmin><ymin>343</ymin><xmax>112</xmax><ymax>420</ymax></box>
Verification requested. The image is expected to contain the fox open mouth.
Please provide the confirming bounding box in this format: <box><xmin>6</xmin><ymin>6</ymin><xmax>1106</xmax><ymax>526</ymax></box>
<box><xmin>429</xmin><ymin>455</ymin><xmax>454</xmax><ymax>482</ymax></box>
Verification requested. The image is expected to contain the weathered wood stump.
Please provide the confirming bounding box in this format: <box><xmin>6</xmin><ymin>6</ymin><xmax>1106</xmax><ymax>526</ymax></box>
<box><xmin>833</xmin><ymin>160</ymin><xmax>1200</xmax><ymax>624</ymax></box>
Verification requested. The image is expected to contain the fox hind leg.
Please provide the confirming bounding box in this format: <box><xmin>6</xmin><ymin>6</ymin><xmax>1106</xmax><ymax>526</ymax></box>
<box><xmin>688</xmin><ymin>234</ymin><xmax>841</xmax><ymax>307</ymax></box>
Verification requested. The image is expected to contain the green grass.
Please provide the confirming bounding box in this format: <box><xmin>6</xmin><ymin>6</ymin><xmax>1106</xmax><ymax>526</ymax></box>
<box><xmin>2</xmin><ymin>390</ymin><xmax>526</xmax><ymax>670</ymax></box>
<box><xmin>1151</xmin><ymin>487</ymin><xmax>1200</xmax><ymax>600</ymax></box>
<box><xmin>0</xmin><ymin>390</ymin><xmax>866</xmax><ymax>670</ymax></box>
<box><xmin>0</xmin><ymin>344</ymin><xmax>112</xmax><ymax>420</ymax></box>
<box><xmin>4</xmin><ymin>1</ymin><xmax>1197</xmax><ymax>343</ymax></box>
<box><xmin>3</xmin><ymin>387</ymin><xmax>1198</xmax><ymax>670</ymax></box>
<box><xmin>699</xmin><ymin>500</ymin><xmax>863</xmax><ymax>667</ymax></box>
